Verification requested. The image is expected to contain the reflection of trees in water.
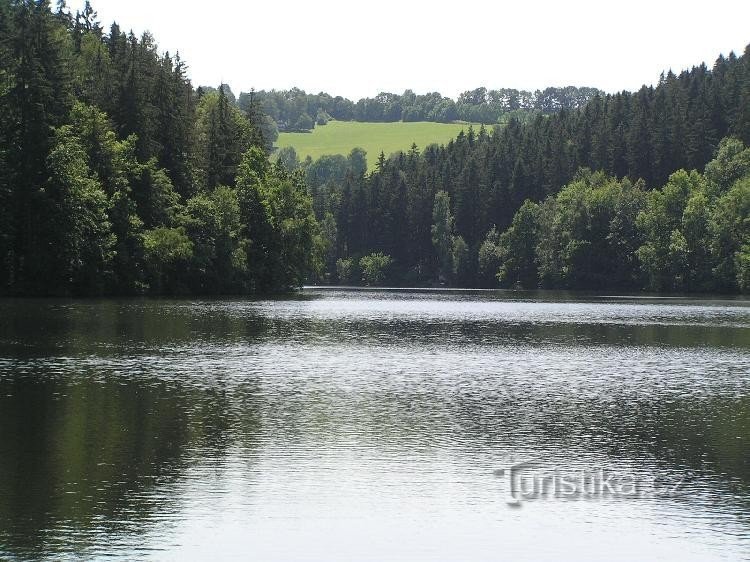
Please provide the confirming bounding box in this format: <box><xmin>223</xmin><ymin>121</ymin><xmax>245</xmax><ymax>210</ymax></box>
<box><xmin>445</xmin><ymin>387</ymin><xmax>750</xmax><ymax>512</ymax></box>
<box><xmin>2</xmin><ymin>299</ymin><xmax>749</xmax><ymax>355</ymax></box>
<box><xmin>0</xmin><ymin>372</ymin><xmax>263</xmax><ymax>558</ymax></box>
<box><xmin>0</xmin><ymin>297</ymin><xmax>748</xmax><ymax>555</ymax></box>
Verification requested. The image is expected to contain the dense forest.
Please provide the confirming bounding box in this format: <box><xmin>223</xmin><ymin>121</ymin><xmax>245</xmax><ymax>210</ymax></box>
<box><xmin>0</xmin><ymin>0</ymin><xmax>321</xmax><ymax>296</ymax></box>
<box><xmin>252</xmin><ymin>86</ymin><xmax>602</xmax><ymax>132</ymax></box>
<box><xmin>1</xmin><ymin>0</ymin><xmax>748</xmax><ymax>296</ymax></box>
<box><xmin>293</xmin><ymin>46</ymin><xmax>750</xmax><ymax>293</ymax></box>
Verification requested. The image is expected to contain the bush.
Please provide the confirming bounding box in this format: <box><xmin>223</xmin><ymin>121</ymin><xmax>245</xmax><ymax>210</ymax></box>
<box><xmin>359</xmin><ymin>253</ymin><xmax>393</xmax><ymax>286</ymax></box>
<box><xmin>143</xmin><ymin>226</ymin><xmax>194</xmax><ymax>293</ymax></box>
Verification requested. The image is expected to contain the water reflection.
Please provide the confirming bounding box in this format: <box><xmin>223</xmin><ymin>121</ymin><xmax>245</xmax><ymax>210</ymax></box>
<box><xmin>0</xmin><ymin>290</ymin><xmax>748</xmax><ymax>560</ymax></box>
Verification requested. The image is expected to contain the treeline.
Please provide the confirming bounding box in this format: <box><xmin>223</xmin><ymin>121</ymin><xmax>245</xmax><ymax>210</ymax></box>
<box><xmin>252</xmin><ymin>86</ymin><xmax>602</xmax><ymax>132</ymax></box>
<box><xmin>0</xmin><ymin>0</ymin><xmax>320</xmax><ymax>296</ymax></box>
<box><xmin>2</xmin><ymin>0</ymin><xmax>748</xmax><ymax>295</ymax></box>
<box><xmin>486</xmin><ymin>140</ymin><xmax>750</xmax><ymax>292</ymax></box>
<box><xmin>300</xmin><ymin>45</ymin><xmax>750</xmax><ymax>292</ymax></box>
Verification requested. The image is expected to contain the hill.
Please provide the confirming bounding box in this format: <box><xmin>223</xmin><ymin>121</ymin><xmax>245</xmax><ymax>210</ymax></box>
<box><xmin>276</xmin><ymin>120</ymin><xmax>480</xmax><ymax>169</ymax></box>
<box><xmin>312</xmin><ymin>46</ymin><xmax>750</xmax><ymax>292</ymax></box>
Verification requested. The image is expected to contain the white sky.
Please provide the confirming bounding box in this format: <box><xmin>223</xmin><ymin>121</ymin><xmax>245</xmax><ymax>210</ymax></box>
<box><xmin>74</xmin><ymin>0</ymin><xmax>750</xmax><ymax>100</ymax></box>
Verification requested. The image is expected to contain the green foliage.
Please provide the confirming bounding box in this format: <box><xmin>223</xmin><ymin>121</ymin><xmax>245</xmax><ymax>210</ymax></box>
<box><xmin>497</xmin><ymin>201</ymin><xmax>540</xmax><ymax>288</ymax></box>
<box><xmin>1</xmin><ymin>0</ymin><xmax>749</xmax><ymax>295</ymax></box>
<box><xmin>262</xmin><ymin>169</ymin><xmax>322</xmax><ymax>288</ymax></box>
<box><xmin>704</xmin><ymin>137</ymin><xmax>750</xmax><ymax>191</ymax></box>
<box><xmin>336</xmin><ymin>257</ymin><xmax>355</xmax><ymax>285</ymax></box>
<box><xmin>294</xmin><ymin>112</ymin><xmax>313</xmax><ymax>131</ymax></box>
<box><xmin>492</xmin><ymin>142</ymin><xmax>750</xmax><ymax>293</ymax></box>
<box><xmin>319</xmin><ymin>212</ymin><xmax>338</xmax><ymax>278</ymax></box>
<box><xmin>68</xmin><ymin>102</ymin><xmax>129</xmax><ymax>194</ymax></box>
<box><xmin>45</xmin><ymin>126</ymin><xmax>115</xmax><ymax>293</ymax></box>
<box><xmin>236</xmin><ymin>148</ymin><xmax>322</xmax><ymax>291</ymax></box>
<box><xmin>534</xmin><ymin>172</ymin><xmax>647</xmax><ymax>289</ymax></box>
<box><xmin>129</xmin><ymin>157</ymin><xmax>181</xmax><ymax>228</ymax></box>
<box><xmin>109</xmin><ymin>188</ymin><xmax>145</xmax><ymax>293</ymax></box>
<box><xmin>254</xmin><ymin>86</ymin><xmax>599</xmax><ymax>132</ymax></box>
<box><xmin>143</xmin><ymin>226</ymin><xmax>194</xmax><ymax>262</ymax></box>
<box><xmin>143</xmin><ymin>226</ymin><xmax>193</xmax><ymax>293</ymax></box>
<box><xmin>304</xmin><ymin>154</ymin><xmax>349</xmax><ymax>189</ymax></box>
<box><xmin>359</xmin><ymin>253</ymin><xmax>393</xmax><ymax>286</ymax></box>
<box><xmin>348</xmin><ymin>148</ymin><xmax>368</xmax><ymax>177</ymax></box>
<box><xmin>0</xmin><ymin>2</ymin><xmax>321</xmax><ymax>296</ymax></box>
<box><xmin>297</xmin><ymin>149</ymin><xmax>370</xmax><ymax>219</ymax></box>
<box><xmin>75</xmin><ymin>32</ymin><xmax>112</xmax><ymax>107</ymax></box>
<box><xmin>736</xmin><ymin>245</ymin><xmax>750</xmax><ymax>292</ymax></box>
<box><xmin>180</xmin><ymin>186</ymin><xmax>245</xmax><ymax>293</ymax></box>
<box><xmin>497</xmin><ymin>173</ymin><xmax>646</xmax><ymax>291</ymax></box>
<box><xmin>710</xmin><ymin>176</ymin><xmax>750</xmax><ymax>290</ymax></box>
<box><xmin>195</xmin><ymin>89</ymin><xmax>256</xmax><ymax>189</ymax></box>
<box><xmin>237</xmin><ymin>89</ymin><xmax>277</xmax><ymax>152</ymax></box>
<box><xmin>324</xmin><ymin>48</ymin><xmax>750</xmax><ymax>290</ymax></box>
<box><xmin>62</xmin><ymin>102</ymin><xmax>148</xmax><ymax>292</ymax></box>
<box><xmin>636</xmin><ymin>170</ymin><xmax>708</xmax><ymax>291</ymax></box>
<box><xmin>431</xmin><ymin>191</ymin><xmax>454</xmax><ymax>282</ymax></box>
<box><xmin>478</xmin><ymin>226</ymin><xmax>502</xmax><ymax>287</ymax></box>
<box><xmin>315</xmin><ymin>110</ymin><xmax>329</xmax><ymax>126</ymax></box>
<box><xmin>451</xmin><ymin>236</ymin><xmax>471</xmax><ymax>286</ymax></box>
<box><xmin>276</xmin><ymin>146</ymin><xmax>300</xmax><ymax>172</ymax></box>
<box><xmin>2</xmin><ymin>0</ymin><xmax>74</xmax><ymax>292</ymax></box>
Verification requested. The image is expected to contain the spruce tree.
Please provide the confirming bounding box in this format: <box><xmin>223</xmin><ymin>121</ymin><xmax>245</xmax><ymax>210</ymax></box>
<box><xmin>8</xmin><ymin>0</ymin><xmax>73</xmax><ymax>292</ymax></box>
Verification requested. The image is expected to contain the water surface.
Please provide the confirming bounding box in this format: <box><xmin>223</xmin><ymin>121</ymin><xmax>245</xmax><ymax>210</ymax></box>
<box><xmin>0</xmin><ymin>289</ymin><xmax>749</xmax><ymax>560</ymax></box>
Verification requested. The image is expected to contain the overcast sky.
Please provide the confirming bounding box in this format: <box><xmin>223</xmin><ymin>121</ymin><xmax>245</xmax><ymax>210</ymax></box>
<box><xmin>73</xmin><ymin>0</ymin><xmax>750</xmax><ymax>99</ymax></box>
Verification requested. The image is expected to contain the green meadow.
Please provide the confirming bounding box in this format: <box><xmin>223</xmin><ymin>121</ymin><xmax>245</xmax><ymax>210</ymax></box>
<box><xmin>276</xmin><ymin>120</ymin><xmax>480</xmax><ymax>170</ymax></box>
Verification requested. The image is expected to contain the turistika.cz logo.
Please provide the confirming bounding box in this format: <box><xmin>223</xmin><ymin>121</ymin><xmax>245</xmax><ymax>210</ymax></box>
<box><xmin>494</xmin><ymin>459</ymin><xmax>691</xmax><ymax>506</ymax></box>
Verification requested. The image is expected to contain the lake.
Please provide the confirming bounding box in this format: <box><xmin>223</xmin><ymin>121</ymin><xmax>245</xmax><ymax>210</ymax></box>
<box><xmin>0</xmin><ymin>289</ymin><xmax>749</xmax><ymax>561</ymax></box>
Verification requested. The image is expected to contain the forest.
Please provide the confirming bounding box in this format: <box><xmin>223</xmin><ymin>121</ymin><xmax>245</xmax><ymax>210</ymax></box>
<box><xmin>1</xmin><ymin>0</ymin><xmax>748</xmax><ymax>295</ymax></box>
<box><xmin>251</xmin><ymin>86</ymin><xmax>603</xmax><ymax>132</ymax></box>
<box><xmin>0</xmin><ymin>0</ymin><xmax>321</xmax><ymax>296</ymax></box>
<box><xmin>297</xmin><ymin>47</ymin><xmax>750</xmax><ymax>293</ymax></box>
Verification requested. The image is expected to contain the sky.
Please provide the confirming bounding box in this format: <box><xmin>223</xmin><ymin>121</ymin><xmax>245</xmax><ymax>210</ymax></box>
<box><xmin>73</xmin><ymin>0</ymin><xmax>750</xmax><ymax>100</ymax></box>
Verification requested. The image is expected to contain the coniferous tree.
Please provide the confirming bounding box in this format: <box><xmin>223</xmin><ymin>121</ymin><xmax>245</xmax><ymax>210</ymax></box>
<box><xmin>323</xmin><ymin>45</ymin><xmax>750</xmax><ymax>290</ymax></box>
<box><xmin>0</xmin><ymin>1</ymin><xmax>320</xmax><ymax>296</ymax></box>
<box><xmin>7</xmin><ymin>0</ymin><xmax>73</xmax><ymax>292</ymax></box>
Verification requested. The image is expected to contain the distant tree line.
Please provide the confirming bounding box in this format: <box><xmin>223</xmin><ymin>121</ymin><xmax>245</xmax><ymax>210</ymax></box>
<box><xmin>251</xmin><ymin>86</ymin><xmax>602</xmax><ymax>132</ymax></box>
<box><xmin>290</xmin><ymin>45</ymin><xmax>750</xmax><ymax>292</ymax></box>
<box><xmin>0</xmin><ymin>0</ymin><xmax>321</xmax><ymax>296</ymax></box>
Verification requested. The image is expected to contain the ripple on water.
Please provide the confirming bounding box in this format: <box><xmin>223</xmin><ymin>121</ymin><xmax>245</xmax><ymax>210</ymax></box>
<box><xmin>0</xmin><ymin>291</ymin><xmax>748</xmax><ymax>561</ymax></box>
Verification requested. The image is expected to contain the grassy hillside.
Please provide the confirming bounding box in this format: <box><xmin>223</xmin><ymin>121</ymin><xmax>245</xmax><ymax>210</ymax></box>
<box><xmin>276</xmin><ymin>120</ymin><xmax>479</xmax><ymax>170</ymax></box>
